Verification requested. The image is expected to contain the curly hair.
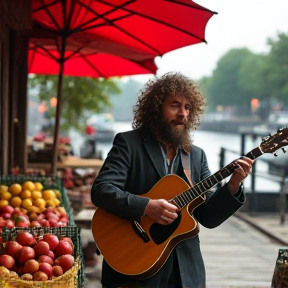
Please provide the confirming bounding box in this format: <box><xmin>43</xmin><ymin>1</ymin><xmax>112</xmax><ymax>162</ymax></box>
<box><xmin>132</xmin><ymin>72</ymin><xmax>205</xmax><ymax>133</ymax></box>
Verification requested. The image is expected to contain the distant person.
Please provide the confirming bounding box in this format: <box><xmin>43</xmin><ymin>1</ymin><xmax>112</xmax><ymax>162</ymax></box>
<box><xmin>91</xmin><ymin>72</ymin><xmax>253</xmax><ymax>288</ymax></box>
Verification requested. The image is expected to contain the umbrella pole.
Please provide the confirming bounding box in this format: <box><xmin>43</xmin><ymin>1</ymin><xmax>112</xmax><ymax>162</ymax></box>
<box><xmin>50</xmin><ymin>43</ymin><xmax>65</xmax><ymax>175</ymax></box>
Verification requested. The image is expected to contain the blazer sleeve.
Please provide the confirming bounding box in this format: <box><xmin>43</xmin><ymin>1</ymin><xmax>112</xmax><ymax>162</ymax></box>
<box><xmin>90</xmin><ymin>133</ymin><xmax>150</xmax><ymax>221</ymax></box>
<box><xmin>191</xmin><ymin>146</ymin><xmax>245</xmax><ymax>228</ymax></box>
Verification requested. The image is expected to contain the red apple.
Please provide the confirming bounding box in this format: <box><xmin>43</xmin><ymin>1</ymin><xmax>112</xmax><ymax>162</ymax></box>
<box><xmin>54</xmin><ymin>240</ymin><xmax>73</xmax><ymax>257</ymax></box>
<box><xmin>52</xmin><ymin>265</ymin><xmax>63</xmax><ymax>277</ymax></box>
<box><xmin>39</xmin><ymin>262</ymin><xmax>52</xmax><ymax>278</ymax></box>
<box><xmin>33</xmin><ymin>271</ymin><xmax>49</xmax><ymax>281</ymax></box>
<box><xmin>43</xmin><ymin>234</ymin><xmax>59</xmax><ymax>251</ymax></box>
<box><xmin>0</xmin><ymin>254</ymin><xmax>15</xmax><ymax>269</ymax></box>
<box><xmin>60</xmin><ymin>237</ymin><xmax>74</xmax><ymax>247</ymax></box>
<box><xmin>38</xmin><ymin>254</ymin><xmax>54</xmax><ymax>266</ymax></box>
<box><xmin>34</xmin><ymin>241</ymin><xmax>50</xmax><ymax>257</ymax></box>
<box><xmin>54</xmin><ymin>255</ymin><xmax>74</xmax><ymax>273</ymax></box>
<box><xmin>0</xmin><ymin>205</ymin><xmax>14</xmax><ymax>215</ymax></box>
<box><xmin>17</xmin><ymin>246</ymin><xmax>35</xmax><ymax>264</ymax></box>
<box><xmin>0</xmin><ymin>218</ymin><xmax>6</xmax><ymax>228</ymax></box>
<box><xmin>5</xmin><ymin>219</ymin><xmax>15</xmax><ymax>228</ymax></box>
<box><xmin>23</xmin><ymin>259</ymin><xmax>39</xmax><ymax>274</ymax></box>
<box><xmin>30</xmin><ymin>220</ymin><xmax>41</xmax><ymax>227</ymax></box>
<box><xmin>5</xmin><ymin>240</ymin><xmax>22</xmax><ymax>257</ymax></box>
<box><xmin>47</xmin><ymin>250</ymin><xmax>55</xmax><ymax>260</ymax></box>
<box><xmin>16</xmin><ymin>231</ymin><xmax>36</xmax><ymax>246</ymax></box>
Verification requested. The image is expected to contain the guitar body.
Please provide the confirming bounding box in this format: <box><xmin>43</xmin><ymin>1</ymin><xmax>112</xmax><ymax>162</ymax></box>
<box><xmin>91</xmin><ymin>174</ymin><xmax>205</xmax><ymax>279</ymax></box>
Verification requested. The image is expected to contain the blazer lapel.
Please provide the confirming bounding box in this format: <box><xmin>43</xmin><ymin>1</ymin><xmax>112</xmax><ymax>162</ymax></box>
<box><xmin>143</xmin><ymin>135</ymin><xmax>165</xmax><ymax>178</ymax></box>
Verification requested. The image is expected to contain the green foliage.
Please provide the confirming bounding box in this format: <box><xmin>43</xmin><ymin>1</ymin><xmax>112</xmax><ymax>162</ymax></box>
<box><xmin>266</xmin><ymin>33</ymin><xmax>288</xmax><ymax>101</ymax></box>
<box><xmin>28</xmin><ymin>75</ymin><xmax>121</xmax><ymax>132</ymax></box>
<box><xmin>200</xmin><ymin>31</ymin><xmax>288</xmax><ymax>117</ymax></box>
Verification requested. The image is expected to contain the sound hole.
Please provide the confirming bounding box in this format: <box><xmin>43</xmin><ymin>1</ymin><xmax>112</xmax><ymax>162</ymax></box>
<box><xmin>149</xmin><ymin>214</ymin><xmax>181</xmax><ymax>244</ymax></box>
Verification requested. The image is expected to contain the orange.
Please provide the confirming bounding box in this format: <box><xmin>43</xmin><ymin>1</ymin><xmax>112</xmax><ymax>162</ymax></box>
<box><xmin>20</xmin><ymin>189</ymin><xmax>32</xmax><ymax>199</ymax></box>
<box><xmin>8</xmin><ymin>183</ymin><xmax>22</xmax><ymax>196</ymax></box>
<box><xmin>22</xmin><ymin>181</ymin><xmax>36</xmax><ymax>192</ymax></box>
<box><xmin>42</xmin><ymin>190</ymin><xmax>56</xmax><ymax>200</ymax></box>
<box><xmin>10</xmin><ymin>196</ymin><xmax>22</xmax><ymax>207</ymax></box>
<box><xmin>21</xmin><ymin>198</ymin><xmax>33</xmax><ymax>209</ymax></box>
<box><xmin>0</xmin><ymin>199</ymin><xmax>9</xmax><ymax>207</ymax></box>
<box><xmin>34</xmin><ymin>198</ymin><xmax>46</xmax><ymax>208</ymax></box>
<box><xmin>34</xmin><ymin>182</ymin><xmax>44</xmax><ymax>192</ymax></box>
<box><xmin>0</xmin><ymin>191</ymin><xmax>12</xmax><ymax>201</ymax></box>
<box><xmin>31</xmin><ymin>190</ymin><xmax>42</xmax><ymax>200</ymax></box>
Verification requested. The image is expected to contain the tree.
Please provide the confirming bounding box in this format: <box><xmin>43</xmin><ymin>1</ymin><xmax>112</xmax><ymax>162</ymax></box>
<box><xmin>203</xmin><ymin>48</ymin><xmax>255</xmax><ymax>115</ymax></box>
<box><xmin>28</xmin><ymin>75</ymin><xmax>121</xmax><ymax>133</ymax></box>
<box><xmin>266</xmin><ymin>32</ymin><xmax>288</xmax><ymax>105</ymax></box>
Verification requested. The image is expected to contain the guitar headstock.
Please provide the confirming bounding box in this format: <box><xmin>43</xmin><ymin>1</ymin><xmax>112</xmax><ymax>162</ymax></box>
<box><xmin>260</xmin><ymin>127</ymin><xmax>288</xmax><ymax>155</ymax></box>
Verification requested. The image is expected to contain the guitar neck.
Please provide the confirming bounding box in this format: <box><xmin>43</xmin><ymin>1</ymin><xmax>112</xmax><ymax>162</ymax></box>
<box><xmin>171</xmin><ymin>146</ymin><xmax>264</xmax><ymax>209</ymax></box>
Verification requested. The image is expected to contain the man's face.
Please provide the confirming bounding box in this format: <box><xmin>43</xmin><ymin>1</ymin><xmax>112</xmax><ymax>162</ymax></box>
<box><xmin>156</xmin><ymin>95</ymin><xmax>191</xmax><ymax>149</ymax></box>
<box><xmin>162</xmin><ymin>95</ymin><xmax>190</xmax><ymax>131</ymax></box>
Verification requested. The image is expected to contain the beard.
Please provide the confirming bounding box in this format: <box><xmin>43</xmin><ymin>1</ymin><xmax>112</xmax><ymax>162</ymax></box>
<box><xmin>155</xmin><ymin>119</ymin><xmax>192</xmax><ymax>152</ymax></box>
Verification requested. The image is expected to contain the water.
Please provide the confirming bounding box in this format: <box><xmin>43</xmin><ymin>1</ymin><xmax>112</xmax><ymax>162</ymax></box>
<box><xmin>70</xmin><ymin>121</ymin><xmax>282</xmax><ymax>192</ymax></box>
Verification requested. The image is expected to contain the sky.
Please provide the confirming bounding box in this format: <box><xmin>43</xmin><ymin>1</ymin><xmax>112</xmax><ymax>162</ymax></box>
<box><xmin>131</xmin><ymin>0</ymin><xmax>288</xmax><ymax>83</ymax></box>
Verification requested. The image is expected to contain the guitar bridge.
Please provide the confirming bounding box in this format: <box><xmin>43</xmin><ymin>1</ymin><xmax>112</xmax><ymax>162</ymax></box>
<box><xmin>131</xmin><ymin>221</ymin><xmax>150</xmax><ymax>243</ymax></box>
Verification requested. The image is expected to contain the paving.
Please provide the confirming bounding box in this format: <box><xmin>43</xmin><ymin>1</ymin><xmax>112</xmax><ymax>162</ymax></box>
<box><xmin>83</xmin><ymin>212</ymin><xmax>288</xmax><ymax>287</ymax></box>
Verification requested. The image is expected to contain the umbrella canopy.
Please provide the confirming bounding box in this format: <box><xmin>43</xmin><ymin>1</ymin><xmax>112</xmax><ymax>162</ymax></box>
<box><xmin>29</xmin><ymin>0</ymin><xmax>217</xmax><ymax>174</ymax></box>
<box><xmin>28</xmin><ymin>44</ymin><xmax>157</xmax><ymax>77</ymax></box>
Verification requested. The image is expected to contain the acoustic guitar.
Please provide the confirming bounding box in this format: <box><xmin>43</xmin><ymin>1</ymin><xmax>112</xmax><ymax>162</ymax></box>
<box><xmin>91</xmin><ymin>127</ymin><xmax>288</xmax><ymax>279</ymax></box>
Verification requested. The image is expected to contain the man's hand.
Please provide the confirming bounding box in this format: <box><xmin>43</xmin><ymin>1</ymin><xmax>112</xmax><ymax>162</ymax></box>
<box><xmin>144</xmin><ymin>199</ymin><xmax>178</xmax><ymax>225</ymax></box>
<box><xmin>228</xmin><ymin>156</ymin><xmax>254</xmax><ymax>195</ymax></box>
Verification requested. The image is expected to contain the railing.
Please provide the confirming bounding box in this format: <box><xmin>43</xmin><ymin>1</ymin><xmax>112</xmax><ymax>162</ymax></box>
<box><xmin>219</xmin><ymin>132</ymin><xmax>288</xmax><ymax>224</ymax></box>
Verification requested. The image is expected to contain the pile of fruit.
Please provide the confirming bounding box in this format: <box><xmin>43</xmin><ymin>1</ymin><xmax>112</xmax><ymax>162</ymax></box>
<box><xmin>0</xmin><ymin>230</ymin><xmax>75</xmax><ymax>281</ymax></box>
<box><xmin>0</xmin><ymin>181</ymin><xmax>69</xmax><ymax>231</ymax></box>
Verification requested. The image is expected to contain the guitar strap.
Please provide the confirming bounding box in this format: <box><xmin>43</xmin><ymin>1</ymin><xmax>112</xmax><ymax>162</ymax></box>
<box><xmin>181</xmin><ymin>151</ymin><xmax>193</xmax><ymax>187</ymax></box>
<box><xmin>181</xmin><ymin>150</ymin><xmax>206</xmax><ymax>202</ymax></box>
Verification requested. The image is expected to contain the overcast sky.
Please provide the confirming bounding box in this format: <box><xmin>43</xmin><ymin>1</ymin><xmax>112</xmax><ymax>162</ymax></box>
<box><xmin>131</xmin><ymin>0</ymin><xmax>288</xmax><ymax>82</ymax></box>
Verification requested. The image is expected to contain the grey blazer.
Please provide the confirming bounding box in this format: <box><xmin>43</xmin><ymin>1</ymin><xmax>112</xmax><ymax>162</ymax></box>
<box><xmin>91</xmin><ymin>129</ymin><xmax>245</xmax><ymax>288</ymax></box>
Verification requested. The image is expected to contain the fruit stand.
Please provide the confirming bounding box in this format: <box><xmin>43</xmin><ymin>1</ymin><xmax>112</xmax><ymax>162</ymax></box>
<box><xmin>0</xmin><ymin>175</ymin><xmax>86</xmax><ymax>287</ymax></box>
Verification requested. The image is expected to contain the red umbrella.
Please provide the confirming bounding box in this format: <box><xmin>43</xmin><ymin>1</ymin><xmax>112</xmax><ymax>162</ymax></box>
<box><xmin>29</xmin><ymin>0</ymin><xmax>217</xmax><ymax>174</ymax></box>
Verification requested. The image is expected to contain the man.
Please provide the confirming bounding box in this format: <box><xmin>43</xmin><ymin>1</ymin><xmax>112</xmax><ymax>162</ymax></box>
<box><xmin>91</xmin><ymin>72</ymin><xmax>253</xmax><ymax>287</ymax></box>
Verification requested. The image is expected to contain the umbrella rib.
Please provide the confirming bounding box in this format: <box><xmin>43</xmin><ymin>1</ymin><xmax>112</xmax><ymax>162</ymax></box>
<box><xmin>33</xmin><ymin>43</ymin><xmax>60</xmax><ymax>63</ymax></box>
<box><xmin>74</xmin><ymin>0</ymin><xmax>161</xmax><ymax>55</ymax></box>
<box><xmin>165</xmin><ymin>0</ymin><xmax>218</xmax><ymax>14</ymax></box>
<box><xmin>33</xmin><ymin>0</ymin><xmax>59</xmax><ymax>13</ymax></box>
<box><xmin>70</xmin><ymin>0</ymin><xmax>130</xmax><ymax>33</ymax></box>
<box><xmin>36</xmin><ymin>0</ymin><xmax>62</xmax><ymax>33</ymax></box>
<box><xmin>95</xmin><ymin>0</ymin><xmax>208</xmax><ymax>43</ymax></box>
<box><xmin>79</xmin><ymin>52</ymin><xmax>103</xmax><ymax>77</ymax></box>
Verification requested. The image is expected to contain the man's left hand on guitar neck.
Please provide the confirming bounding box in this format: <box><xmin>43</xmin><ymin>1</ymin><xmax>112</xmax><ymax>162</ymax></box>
<box><xmin>227</xmin><ymin>156</ymin><xmax>254</xmax><ymax>196</ymax></box>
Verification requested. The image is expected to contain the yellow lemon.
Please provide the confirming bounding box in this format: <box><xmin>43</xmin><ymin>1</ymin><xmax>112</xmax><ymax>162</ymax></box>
<box><xmin>34</xmin><ymin>198</ymin><xmax>46</xmax><ymax>208</ymax></box>
<box><xmin>0</xmin><ymin>185</ymin><xmax>9</xmax><ymax>193</ymax></box>
<box><xmin>27</xmin><ymin>205</ymin><xmax>41</xmax><ymax>214</ymax></box>
<box><xmin>46</xmin><ymin>199</ymin><xmax>56</xmax><ymax>208</ymax></box>
<box><xmin>42</xmin><ymin>190</ymin><xmax>56</xmax><ymax>200</ymax></box>
<box><xmin>31</xmin><ymin>190</ymin><xmax>42</xmax><ymax>200</ymax></box>
<box><xmin>53</xmin><ymin>189</ymin><xmax>61</xmax><ymax>198</ymax></box>
<box><xmin>21</xmin><ymin>198</ymin><xmax>33</xmax><ymax>209</ymax></box>
<box><xmin>34</xmin><ymin>182</ymin><xmax>44</xmax><ymax>192</ymax></box>
<box><xmin>0</xmin><ymin>191</ymin><xmax>12</xmax><ymax>201</ymax></box>
<box><xmin>8</xmin><ymin>183</ymin><xmax>22</xmax><ymax>196</ymax></box>
<box><xmin>10</xmin><ymin>196</ymin><xmax>22</xmax><ymax>207</ymax></box>
<box><xmin>0</xmin><ymin>199</ymin><xmax>9</xmax><ymax>207</ymax></box>
<box><xmin>20</xmin><ymin>189</ymin><xmax>32</xmax><ymax>199</ymax></box>
<box><xmin>22</xmin><ymin>181</ymin><xmax>36</xmax><ymax>192</ymax></box>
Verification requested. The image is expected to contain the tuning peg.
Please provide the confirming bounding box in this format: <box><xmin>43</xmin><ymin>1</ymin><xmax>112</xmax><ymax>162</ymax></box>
<box><xmin>274</xmin><ymin>152</ymin><xmax>278</xmax><ymax>157</ymax></box>
<box><xmin>282</xmin><ymin>148</ymin><xmax>287</xmax><ymax>153</ymax></box>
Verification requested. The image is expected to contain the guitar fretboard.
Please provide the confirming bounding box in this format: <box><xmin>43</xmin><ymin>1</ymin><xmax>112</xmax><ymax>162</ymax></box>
<box><xmin>171</xmin><ymin>146</ymin><xmax>263</xmax><ymax>210</ymax></box>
